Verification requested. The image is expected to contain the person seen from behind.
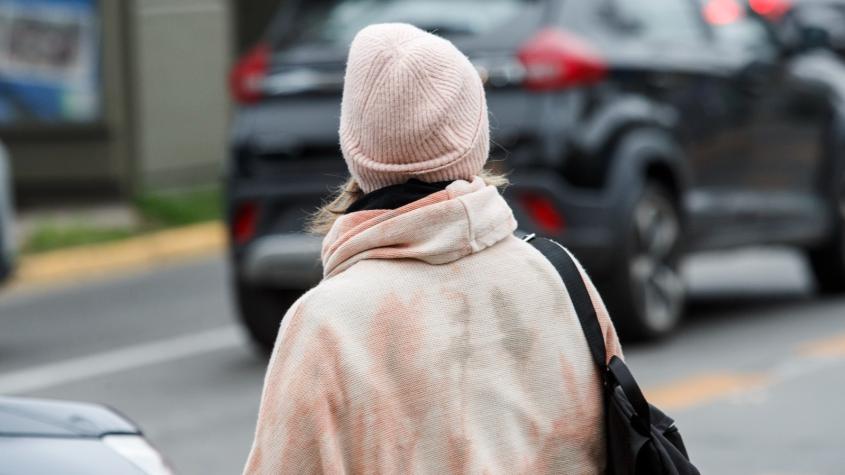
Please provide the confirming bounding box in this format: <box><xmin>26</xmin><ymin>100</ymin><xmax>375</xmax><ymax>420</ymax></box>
<box><xmin>243</xmin><ymin>23</ymin><xmax>623</xmax><ymax>474</ymax></box>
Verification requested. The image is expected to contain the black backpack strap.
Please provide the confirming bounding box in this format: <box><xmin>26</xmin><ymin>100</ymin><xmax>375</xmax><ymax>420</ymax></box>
<box><xmin>608</xmin><ymin>355</ymin><xmax>651</xmax><ymax>428</ymax></box>
<box><xmin>528</xmin><ymin>236</ymin><xmax>608</xmax><ymax>370</ymax></box>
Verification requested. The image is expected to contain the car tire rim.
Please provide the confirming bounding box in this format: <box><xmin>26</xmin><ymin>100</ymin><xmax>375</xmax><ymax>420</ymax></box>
<box><xmin>629</xmin><ymin>190</ymin><xmax>684</xmax><ymax>333</ymax></box>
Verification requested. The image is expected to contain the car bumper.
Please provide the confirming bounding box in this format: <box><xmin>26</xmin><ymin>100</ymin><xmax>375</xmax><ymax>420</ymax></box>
<box><xmin>240</xmin><ymin>233</ymin><xmax>323</xmax><ymax>288</ymax></box>
<box><xmin>506</xmin><ymin>171</ymin><xmax>621</xmax><ymax>275</ymax></box>
<box><xmin>235</xmin><ymin>179</ymin><xmax>622</xmax><ymax>287</ymax></box>
<box><xmin>230</xmin><ymin>165</ymin><xmax>623</xmax><ymax>289</ymax></box>
<box><xmin>238</xmin><ymin>190</ymin><xmax>619</xmax><ymax>292</ymax></box>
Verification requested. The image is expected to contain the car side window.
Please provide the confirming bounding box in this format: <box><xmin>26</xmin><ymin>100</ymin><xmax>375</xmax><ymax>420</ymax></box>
<box><xmin>597</xmin><ymin>0</ymin><xmax>709</xmax><ymax>45</ymax></box>
<box><xmin>712</xmin><ymin>14</ymin><xmax>779</xmax><ymax>62</ymax></box>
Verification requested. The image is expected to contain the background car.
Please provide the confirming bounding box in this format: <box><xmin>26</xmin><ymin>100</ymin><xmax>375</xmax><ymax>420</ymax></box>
<box><xmin>226</xmin><ymin>0</ymin><xmax>845</xmax><ymax>350</ymax></box>
<box><xmin>0</xmin><ymin>396</ymin><xmax>172</xmax><ymax>474</ymax></box>
<box><xmin>779</xmin><ymin>0</ymin><xmax>845</xmax><ymax>57</ymax></box>
<box><xmin>0</xmin><ymin>142</ymin><xmax>14</xmax><ymax>284</ymax></box>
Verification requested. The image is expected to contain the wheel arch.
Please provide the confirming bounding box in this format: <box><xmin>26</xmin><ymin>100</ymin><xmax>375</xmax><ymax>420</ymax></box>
<box><xmin>572</xmin><ymin>95</ymin><xmax>678</xmax><ymax>156</ymax></box>
<box><xmin>818</xmin><ymin>107</ymin><xmax>845</xmax><ymax>198</ymax></box>
<box><xmin>564</xmin><ymin>95</ymin><xmax>680</xmax><ymax>188</ymax></box>
<box><xmin>644</xmin><ymin>161</ymin><xmax>683</xmax><ymax>213</ymax></box>
<box><xmin>605</xmin><ymin>127</ymin><xmax>690</xmax><ymax>215</ymax></box>
<box><xmin>599</xmin><ymin>128</ymin><xmax>690</xmax><ymax>340</ymax></box>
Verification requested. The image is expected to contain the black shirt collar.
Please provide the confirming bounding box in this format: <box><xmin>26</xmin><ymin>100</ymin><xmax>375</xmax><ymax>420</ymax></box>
<box><xmin>346</xmin><ymin>179</ymin><xmax>453</xmax><ymax>213</ymax></box>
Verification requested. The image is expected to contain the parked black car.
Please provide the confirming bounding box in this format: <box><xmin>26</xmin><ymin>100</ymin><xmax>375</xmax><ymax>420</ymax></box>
<box><xmin>0</xmin><ymin>397</ymin><xmax>172</xmax><ymax>474</ymax></box>
<box><xmin>226</xmin><ymin>0</ymin><xmax>845</xmax><ymax>350</ymax></box>
<box><xmin>0</xmin><ymin>142</ymin><xmax>14</xmax><ymax>284</ymax></box>
<box><xmin>777</xmin><ymin>0</ymin><xmax>845</xmax><ymax>58</ymax></box>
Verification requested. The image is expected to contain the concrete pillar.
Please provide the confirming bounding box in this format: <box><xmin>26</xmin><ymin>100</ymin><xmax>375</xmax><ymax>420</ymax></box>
<box><xmin>130</xmin><ymin>0</ymin><xmax>232</xmax><ymax>190</ymax></box>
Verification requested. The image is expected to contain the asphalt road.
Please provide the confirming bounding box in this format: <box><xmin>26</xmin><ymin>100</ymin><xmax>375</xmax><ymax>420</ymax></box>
<box><xmin>1</xmin><ymin>248</ymin><xmax>844</xmax><ymax>475</ymax></box>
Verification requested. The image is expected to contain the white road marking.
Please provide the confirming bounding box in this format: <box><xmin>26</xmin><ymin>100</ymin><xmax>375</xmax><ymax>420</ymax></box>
<box><xmin>0</xmin><ymin>326</ymin><xmax>245</xmax><ymax>395</ymax></box>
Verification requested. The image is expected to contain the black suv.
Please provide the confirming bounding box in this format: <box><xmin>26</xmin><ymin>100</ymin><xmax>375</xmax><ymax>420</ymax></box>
<box><xmin>0</xmin><ymin>143</ymin><xmax>13</xmax><ymax>284</ymax></box>
<box><xmin>778</xmin><ymin>0</ymin><xmax>845</xmax><ymax>59</ymax></box>
<box><xmin>226</xmin><ymin>0</ymin><xmax>845</xmax><ymax>350</ymax></box>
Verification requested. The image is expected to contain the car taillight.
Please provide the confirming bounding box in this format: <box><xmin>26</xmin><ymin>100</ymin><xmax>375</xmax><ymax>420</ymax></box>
<box><xmin>517</xmin><ymin>28</ymin><xmax>607</xmax><ymax>92</ymax></box>
<box><xmin>704</xmin><ymin>0</ymin><xmax>744</xmax><ymax>25</ymax></box>
<box><xmin>233</xmin><ymin>201</ymin><xmax>259</xmax><ymax>245</ymax></box>
<box><xmin>520</xmin><ymin>194</ymin><xmax>566</xmax><ymax>235</ymax></box>
<box><xmin>749</xmin><ymin>0</ymin><xmax>791</xmax><ymax>19</ymax></box>
<box><xmin>230</xmin><ymin>42</ymin><xmax>269</xmax><ymax>104</ymax></box>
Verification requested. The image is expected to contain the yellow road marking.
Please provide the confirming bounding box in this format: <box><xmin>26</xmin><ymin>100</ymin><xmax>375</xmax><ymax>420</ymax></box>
<box><xmin>797</xmin><ymin>333</ymin><xmax>845</xmax><ymax>358</ymax></box>
<box><xmin>10</xmin><ymin>222</ymin><xmax>225</xmax><ymax>288</ymax></box>
<box><xmin>644</xmin><ymin>373</ymin><xmax>769</xmax><ymax>411</ymax></box>
<box><xmin>643</xmin><ymin>332</ymin><xmax>845</xmax><ymax>412</ymax></box>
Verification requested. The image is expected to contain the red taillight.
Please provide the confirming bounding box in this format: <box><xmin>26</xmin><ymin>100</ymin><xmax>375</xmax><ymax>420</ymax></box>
<box><xmin>233</xmin><ymin>202</ymin><xmax>259</xmax><ymax>245</ymax></box>
<box><xmin>749</xmin><ymin>0</ymin><xmax>791</xmax><ymax>19</ymax></box>
<box><xmin>704</xmin><ymin>0</ymin><xmax>744</xmax><ymax>25</ymax></box>
<box><xmin>520</xmin><ymin>194</ymin><xmax>566</xmax><ymax>235</ymax></box>
<box><xmin>517</xmin><ymin>28</ymin><xmax>607</xmax><ymax>92</ymax></box>
<box><xmin>230</xmin><ymin>42</ymin><xmax>270</xmax><ymax>104</ymax></box>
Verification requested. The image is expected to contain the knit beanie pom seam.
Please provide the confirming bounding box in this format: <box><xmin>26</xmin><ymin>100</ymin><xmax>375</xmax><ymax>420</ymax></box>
<box><xmin>356</xmin><ymin>37</ymin><xmax>466</xmax><ymax>128</ymax></box>
<box><xmin>351</xmin><ymin>30</ymin><xmax>448</xmax><ymax>118</ymax></box>
<box><xmin>356</xmin><ymin>26</ymin><xmax>435</xmax><ymax>55</ymax></box>
<box><xmin>351</xmin><ymin>50</ymin><xmax>401</xmax><ymax>122</ymax></box>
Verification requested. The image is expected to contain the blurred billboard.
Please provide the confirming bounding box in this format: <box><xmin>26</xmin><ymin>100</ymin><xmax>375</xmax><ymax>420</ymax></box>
<box><xmin>0</xmin><ymin>0</ymin><xmax>100</xmax><ymax>125</ymax></box>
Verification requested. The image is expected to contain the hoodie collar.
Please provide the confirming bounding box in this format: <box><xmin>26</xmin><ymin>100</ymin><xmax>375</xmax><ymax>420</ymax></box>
<box><xmin>321</xmin><ymin>177</ymin><xmax>517</xmax><ymax>278</ymax></box>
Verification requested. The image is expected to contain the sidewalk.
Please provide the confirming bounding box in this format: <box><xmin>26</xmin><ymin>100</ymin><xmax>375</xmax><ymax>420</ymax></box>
<box><xmin>14</xmin><ymin>203</ymin><xmax>142</xmax><ymax>245</ymax></box>
<box><xmin>11</xmin><ymin>220</ymin><xmax>225</xmax><ymax>289</ymax></box>
<box><xmin>8</xmin><ymin>200</ymin><xmax>226</xmax><ymax>289</ymax></box>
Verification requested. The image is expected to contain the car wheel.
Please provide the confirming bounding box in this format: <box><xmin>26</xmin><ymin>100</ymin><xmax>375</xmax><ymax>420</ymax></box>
<box><xmin>807</xmin><ymin>163</ymin><xmax>845</xmax><ymax>294</ymax></box>
<box><xmin>606</xmin><ymin>182</ymin><xmax>685</xmax><ymax>340</ymax></box>
<box><xmin>235</xmin><ymin>280</ymin><xmax>302</xmax><ymax>354</ymax></box>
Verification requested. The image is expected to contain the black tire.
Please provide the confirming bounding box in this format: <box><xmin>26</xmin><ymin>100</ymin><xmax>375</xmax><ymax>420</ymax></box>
<box><xmin>235</xmin><ymin>281</ymin><xmax>303</xmax><ymax>354</ymax></box>
<box><xmin>807</xmin><ymin>158</ymin><xmax>845</xmax><ymax>294</ymax></box>
<box><xmin>604</xmin><ymin>182</ymin><xmax>686</xmax><ymax>341</ymax></box>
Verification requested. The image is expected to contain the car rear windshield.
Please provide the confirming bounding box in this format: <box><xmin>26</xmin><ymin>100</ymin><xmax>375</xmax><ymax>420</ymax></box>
<box><xmin>268</xmin><ymin>0</ymin><xmax>533</xmax><ymax>49</ymax></box>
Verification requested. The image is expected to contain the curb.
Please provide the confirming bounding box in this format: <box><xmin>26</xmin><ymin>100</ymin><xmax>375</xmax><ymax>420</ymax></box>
<box><xmin>11</xmin><ymin>222</ymin><xmax>226</xmax><ymax>289</ymax></box>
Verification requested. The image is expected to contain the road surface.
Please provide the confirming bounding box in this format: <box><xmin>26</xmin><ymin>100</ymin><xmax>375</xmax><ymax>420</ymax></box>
<box><xmin>1</xmin><ymin>248</ymin><xmax>843</xmax><ymax>474</ymax></box>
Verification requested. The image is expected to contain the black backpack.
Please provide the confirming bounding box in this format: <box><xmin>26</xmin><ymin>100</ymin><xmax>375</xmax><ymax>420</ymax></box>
<box><xmin>529</xmin><ymin>236</ymin><xmax>700</xmax><ymax>475</ymax></box>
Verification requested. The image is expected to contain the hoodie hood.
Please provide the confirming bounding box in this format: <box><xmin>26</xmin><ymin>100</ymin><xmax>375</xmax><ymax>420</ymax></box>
<box><xmin>321</xmin><ymin>177</ymin><xmax>517</xmax><ymax>278</ymax></box>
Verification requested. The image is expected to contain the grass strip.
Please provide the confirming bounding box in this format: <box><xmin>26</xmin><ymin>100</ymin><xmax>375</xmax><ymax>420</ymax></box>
<box><xmin>23</xmin><ymin>186</ymin><xmax>223</xmax><ymax>254</ymax></box>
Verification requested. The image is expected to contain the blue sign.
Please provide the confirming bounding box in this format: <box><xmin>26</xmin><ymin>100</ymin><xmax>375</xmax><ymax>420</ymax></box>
<box><xmin>0</xmin><ymin>0</ymin><xmax>100</xmax><ymax>125</ymax></box>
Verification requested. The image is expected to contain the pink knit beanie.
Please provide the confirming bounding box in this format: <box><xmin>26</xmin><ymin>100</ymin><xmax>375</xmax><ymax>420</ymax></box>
<box><xmin>339</xmin><ymin>23</ymin><xmax>490</xmax><ymax>193</ymax></box>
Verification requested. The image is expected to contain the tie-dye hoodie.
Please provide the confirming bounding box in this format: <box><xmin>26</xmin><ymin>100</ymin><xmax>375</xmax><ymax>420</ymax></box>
<box><xmin>243</xmin><ymin>177</ymin><xmax>623</xmax><ymax>474</ymax></box>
